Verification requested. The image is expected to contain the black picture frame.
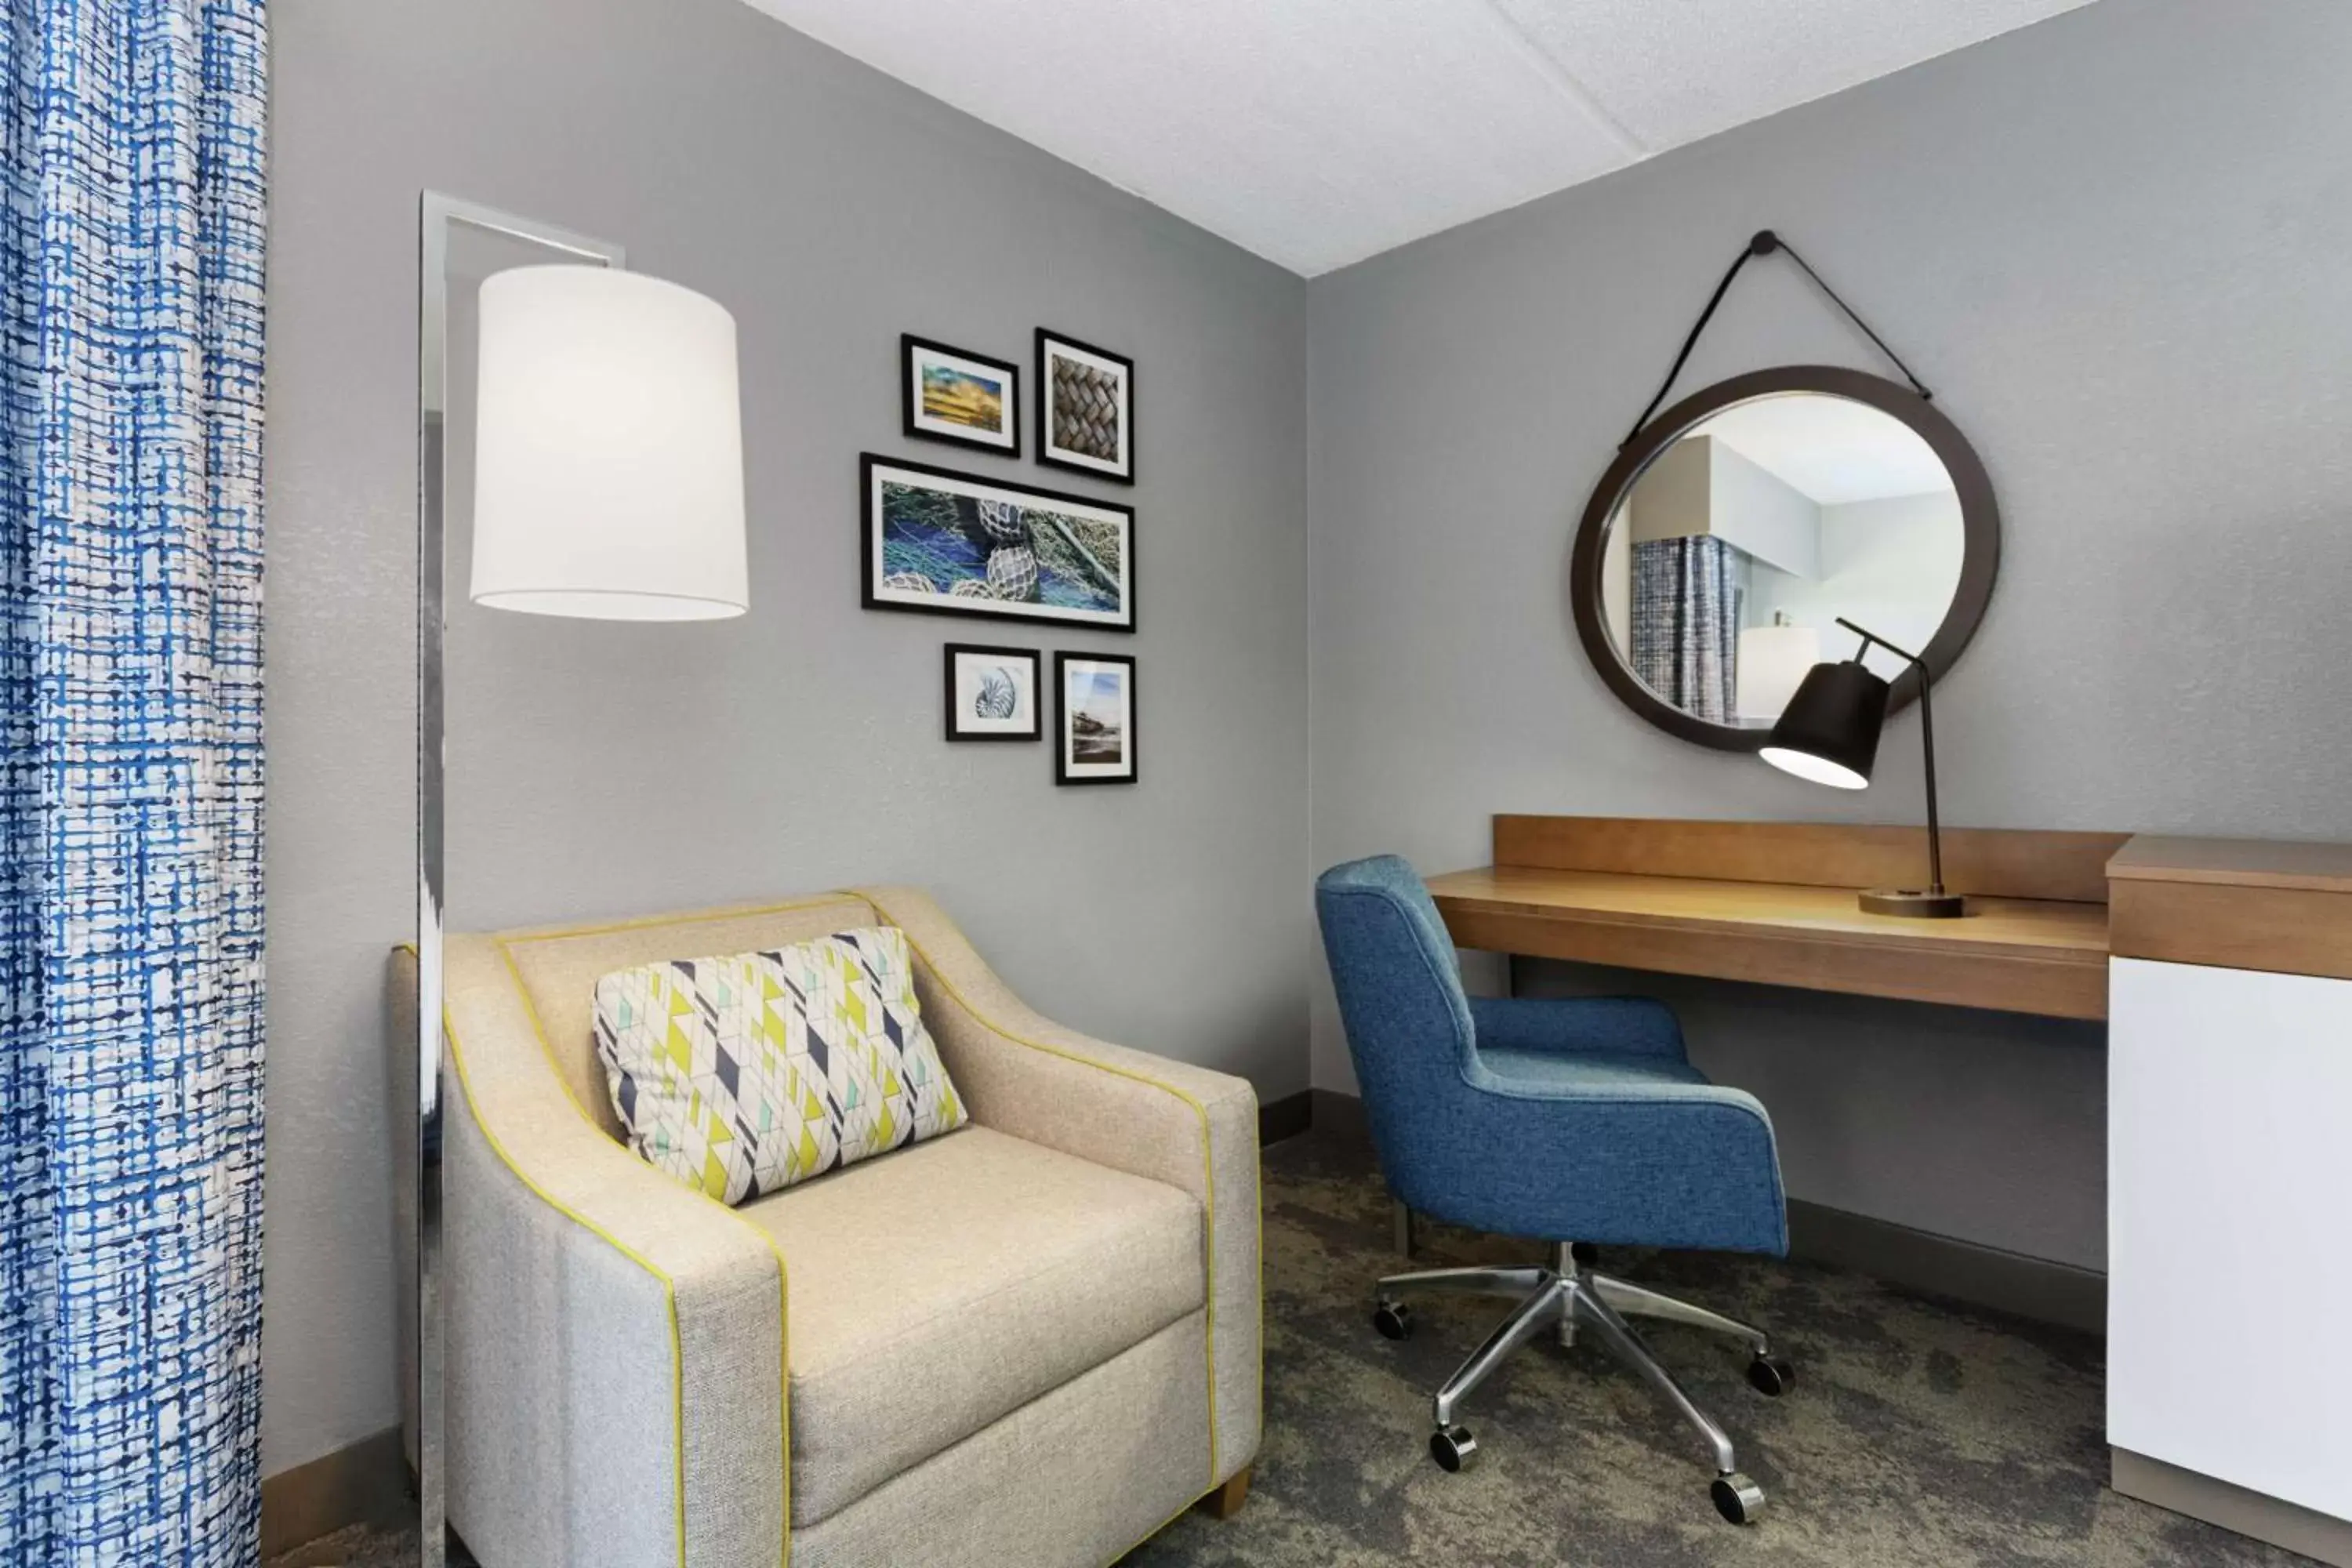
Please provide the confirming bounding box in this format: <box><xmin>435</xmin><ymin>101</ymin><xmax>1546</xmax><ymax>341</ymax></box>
<box><xmin>1568</xmin><ymin>365</ymin><xmax>2000</xmax><ymax>753</ymax></box>
<box><xmin>862</xmin><ymin>453</ymin><xmax>1136</xmax><ymax>632</ymax></box>
<box><xmin>1053</xmin><ymin>650</ymin><xmax>1138</xmax><ymax>786</ymax></box>
<box><xmin>902</xmin><ymin>334</ymin><xmax>1021</xmax><ymax>458</ymax></box>
<box><xmin>942</xmin><ymin>643</ymin><xmax>1042</xmax><ymax>742</ymax></box>
<box><xmin>1035</xmin><ymin>328</ymin><xmax>1134</xmax><ymax>485</ymax></box>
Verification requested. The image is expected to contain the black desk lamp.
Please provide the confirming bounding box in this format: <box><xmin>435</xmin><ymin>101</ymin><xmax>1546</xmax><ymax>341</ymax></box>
<box><xmin>1759</xmin><ymin>617</ymin><xmax>1964</xmax><ymax>918</ymax></box>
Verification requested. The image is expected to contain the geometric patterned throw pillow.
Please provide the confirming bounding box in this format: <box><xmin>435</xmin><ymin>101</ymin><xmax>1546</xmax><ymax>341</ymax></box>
<box><xmin>590</xmin><ymin>925</ymin><xmax>967</xmax><ymax>1206</ymax></box>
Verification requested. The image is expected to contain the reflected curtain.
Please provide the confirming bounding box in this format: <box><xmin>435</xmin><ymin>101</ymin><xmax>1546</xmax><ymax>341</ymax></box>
<box><xmin>1</xmin><ymin>1</ymin><xmax>269</xmax><ymax>1561</ymax></box>
<box><xmin>1630</xmin><ymin>536</ymin><xmax>1738</xmax><ymax>723</ymax></box>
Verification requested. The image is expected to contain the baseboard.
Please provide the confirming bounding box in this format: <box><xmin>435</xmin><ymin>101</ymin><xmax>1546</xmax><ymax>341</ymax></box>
<box><xmin>260</xmin><ymin>1426</ymin><xmax>408</xmax><ymax>1559</ymax></box>
<box><xmin>1298</xmin><ymin>1088</ymin><xmax>2103</xmax><ymax>1333</ymax></box>
<box><xmin>1258</xmin><ymin>1089</ymin><xmax>1312</xmax><ymax>1145</ymax></box>
<box><xmin>2113</xmin><ymin>1448</ymin><xmax>2352</xmax><ymax>1566</ymax></box>
<box><xmin>1306</xmin><ymin>1087</ymin><xmax>1370</xmax><ymax>1143</ymax></box>
<box><xmin>1786</xmin><ymin>1199</ymin><xmax>2105</xmax><ymax>1334</ymax></box>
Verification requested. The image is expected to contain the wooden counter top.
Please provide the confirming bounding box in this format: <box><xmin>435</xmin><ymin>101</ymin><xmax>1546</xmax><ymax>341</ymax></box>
<box><xmin>1430</xmin><ymin>863</ymin><xmax>2111</xmax><ymax>1020</ymax></box>
<box><xmin>1432</xmin><ymin>816</ymin><xmax>2352</xmax><ymax>1016</ymax></box>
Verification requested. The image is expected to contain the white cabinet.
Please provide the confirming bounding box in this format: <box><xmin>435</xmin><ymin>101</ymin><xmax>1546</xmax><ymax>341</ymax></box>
<box><xmin>2109</xmin><ymin>955</ymin><xmax>2352</xmax><ymax>1525</ymax></box>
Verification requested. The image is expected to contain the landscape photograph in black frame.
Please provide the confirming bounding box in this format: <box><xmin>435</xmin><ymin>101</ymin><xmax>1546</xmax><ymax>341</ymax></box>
<box><xmin>902</xmin><ymin>334</ymin><xmax>1020</xmax><ymax>457</ymax></box>
<box><xmin>1054</xmin><ymin>650</ymin><xmax>1137</xmax><ymax>786</ymax></box>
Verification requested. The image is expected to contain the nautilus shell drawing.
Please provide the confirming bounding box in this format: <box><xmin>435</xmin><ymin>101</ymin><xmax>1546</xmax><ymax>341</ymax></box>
<box><xmin>974</xmin><ymin>667</ymin><xmax>1019</xmax><ymax>720</ymax></box>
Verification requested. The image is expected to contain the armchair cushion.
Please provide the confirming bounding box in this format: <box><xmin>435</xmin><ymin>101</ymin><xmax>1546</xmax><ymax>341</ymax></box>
<box><xmin>736</xmin><ymin>1124</ymin><xmax>1204</xmax><ymax>1527</ymax></box>
<box><xmin>858</xmin><ymin>886</ymin><xmax>1262</xmax><ymax>1494</ymax></box>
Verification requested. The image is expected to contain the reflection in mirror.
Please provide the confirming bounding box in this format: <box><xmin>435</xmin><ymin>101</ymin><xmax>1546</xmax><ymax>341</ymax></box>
<box><xmin>1597</xmin><ymin>392</ymin><xmax>1963</xmax><ymax>728</ymax></box>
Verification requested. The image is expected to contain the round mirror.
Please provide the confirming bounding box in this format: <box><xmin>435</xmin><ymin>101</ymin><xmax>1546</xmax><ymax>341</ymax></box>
<box><xmin>1570</xmin><ymin>366</ymin><xmax>1998</xmax><ymax>751</ymax></box>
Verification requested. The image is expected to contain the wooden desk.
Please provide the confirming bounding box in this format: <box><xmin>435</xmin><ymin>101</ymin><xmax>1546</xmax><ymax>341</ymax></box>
<box><xmin>1431</xmin><ymin>816</ymin><xmax>2352</xmax><ymax>1555</ymax></box>
<box><xmin>1430</xmin><ymin>815</ymin><xmax>2129</xmax><ymax>1021</ymax></box>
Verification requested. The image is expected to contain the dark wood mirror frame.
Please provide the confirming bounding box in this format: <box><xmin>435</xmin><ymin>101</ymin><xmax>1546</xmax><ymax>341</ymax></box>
<box><xmin>1570</xmin><ymin>365</ymin><xmax>2000</xmax><ymax>753</ymax></box>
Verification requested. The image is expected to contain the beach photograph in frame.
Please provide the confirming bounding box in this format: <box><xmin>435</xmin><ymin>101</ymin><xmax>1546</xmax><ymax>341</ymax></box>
<box><xmin>1054</xmin><ymin>651</ymin><xmax>1136</xmax><ymax>785</ymax></box>
<box><xmin>863</xmin><ymin>454</ymin><xmax>1134</xmax><ymax>631</ymax></box>
<box><xmin>1036</xmin><ymin>328</ymin><xmax>1134</xmax><ymax>483</ymax></box>
<box><xmin>902</xmin><ymin>334</ymin><xmax>1020</xmax><ymax>456</ymax></box>
<box><xmin>943</xmin><ymin>643</ymin><xmax>1041</xmax><ymax>742</ymax></box>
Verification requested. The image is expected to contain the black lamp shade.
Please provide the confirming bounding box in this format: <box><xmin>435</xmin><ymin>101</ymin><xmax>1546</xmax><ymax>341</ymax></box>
<box><xmin>1759</xmin><ymin>659</ymin><xmax>1888</xmax><ymax>790</ymax></box>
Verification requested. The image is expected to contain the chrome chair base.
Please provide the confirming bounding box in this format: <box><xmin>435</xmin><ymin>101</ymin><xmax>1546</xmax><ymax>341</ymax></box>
<box><xmin>1373</xmin><ymin>1238</ymin><xmax>1789</xmax><ymax>1523</ymax></box>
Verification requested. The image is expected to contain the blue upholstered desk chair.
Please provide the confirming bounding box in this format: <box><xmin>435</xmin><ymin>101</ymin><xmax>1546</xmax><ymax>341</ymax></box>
<box><xmin>1315</xmin><ymin>854</ymin><xmax>1794</xmax><ymax>1524</ymax></box>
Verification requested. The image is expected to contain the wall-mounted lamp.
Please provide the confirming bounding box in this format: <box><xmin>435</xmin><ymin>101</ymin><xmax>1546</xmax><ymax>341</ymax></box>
<box><xmin>1759</xmin><ymin>617</ymin><xmax>1964</xmax><ymax>918</ymax></box>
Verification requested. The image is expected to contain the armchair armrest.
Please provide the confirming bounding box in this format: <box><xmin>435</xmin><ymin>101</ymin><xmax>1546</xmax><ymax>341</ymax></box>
<box><xmin>399</xmin><ymin>938</ymin><xmax>789</xmax><ymax>1568</ymax></box>
<box><xmin>856</xmin><ymin>886</ymin><xmax>1262</xmax><ymax>1490</ymax></box>
<box><xmin>1468</xmin><ymin>993</ymin><xmax>1686</xmax><ymax>1058</ymax></box>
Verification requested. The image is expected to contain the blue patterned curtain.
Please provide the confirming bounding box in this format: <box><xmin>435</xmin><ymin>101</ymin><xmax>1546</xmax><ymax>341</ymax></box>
<box><xmin>1</xmin><ymin>1</ymin><xmax>267</xmax><ymax>1562</ymax></box>
<box><xmin>1630</xmin><ymin>535</ymin><xmax>1739</xmax><ymax>723</ymax></box>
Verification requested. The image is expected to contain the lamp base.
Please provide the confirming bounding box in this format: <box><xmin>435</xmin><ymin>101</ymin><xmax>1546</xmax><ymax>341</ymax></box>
<box><xmin>1859</xmin><ymin>887</ymin><xmax>1966</xmax><ymax>919</ymax></box>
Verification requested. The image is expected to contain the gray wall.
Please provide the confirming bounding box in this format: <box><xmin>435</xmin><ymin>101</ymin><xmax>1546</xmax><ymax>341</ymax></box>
<box><xmin>267</xmin><ymin>0</ymin><xmax>1306</xmax><ymax>1477</ymax></box>
<box><xmin>1306</xmin><ymin>0</ymin><xmax>2352</xmax><ymax>1272</ymax></box>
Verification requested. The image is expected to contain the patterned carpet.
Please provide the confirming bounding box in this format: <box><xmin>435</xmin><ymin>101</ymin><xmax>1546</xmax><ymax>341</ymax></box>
<box><xmin>277</xmin><ymin>1131</ymin><xmax>2306</xmax><ymax>1568</ymax></box>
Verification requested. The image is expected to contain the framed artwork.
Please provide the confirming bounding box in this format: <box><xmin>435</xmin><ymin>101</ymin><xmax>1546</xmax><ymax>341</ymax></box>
<box><xmin>1054</xmin><ymin>651</ymin><xmax>1137</xmax><ymax>786</ymax></box>
<box><xmin>862</xmin><ymin>453</ymin><xmax>1134</xmax><ymax>632</ymax></box>
<box><xmin>902</xmin><ymin>335</ymin><xmax>1019</xmax><ymax>456</ymax></box>
<box><xmin>1036</xmin><ymin>328</ymin><xmax>1134</xmax><ymax>484</ymax></box>
<box><xmin>943</xmin><ymin>644</ymin><xmax>1041</xmax><ymax>742</ymax></box>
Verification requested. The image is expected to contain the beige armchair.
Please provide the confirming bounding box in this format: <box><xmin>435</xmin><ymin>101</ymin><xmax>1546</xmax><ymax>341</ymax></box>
<box><xmin>396</xmin><ymin>887</ymin><xmax>1261</xmax><ymax>1568</ymax></box>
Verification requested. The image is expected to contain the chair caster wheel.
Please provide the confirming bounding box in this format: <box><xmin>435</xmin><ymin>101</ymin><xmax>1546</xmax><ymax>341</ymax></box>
<box><xmin>1371</xmin><ymin>1300</ymin><xmax>1414</xmax><ymax>1341</ymax></box>
<box><xmin>1429</xmin><ymin>1424</ymin><xmax>1478</xmax><ymax>1473</ymax></box>
<box><xmin>1746</xmin><ymin>1352</ymin><xmax>1793</xmax><ymax>1397</ymax></box>
<box><xmin>1711</xmin><ymin>1472</ymin><xmax>1765</xmax><ymax>1523</ymax></box>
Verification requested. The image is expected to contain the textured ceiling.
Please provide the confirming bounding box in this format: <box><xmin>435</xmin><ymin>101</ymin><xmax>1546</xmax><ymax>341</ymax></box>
<box><xmin>739</xmin><ymin>0</ymin><xmax>2100</xmax><ymax>276</ymax></box>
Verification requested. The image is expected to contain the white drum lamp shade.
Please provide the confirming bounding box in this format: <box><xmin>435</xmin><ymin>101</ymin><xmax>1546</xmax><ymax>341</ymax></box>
<box><xmin>470</xmin><ymin>265</ymin><xmax>748</xmax><ymax>620</ymax></box>
<box><xmin>1736</xmin><ymin>622</ymin><xmax>1820</xmax><ymax>721</ymax></box>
